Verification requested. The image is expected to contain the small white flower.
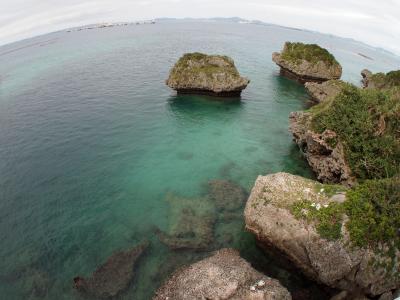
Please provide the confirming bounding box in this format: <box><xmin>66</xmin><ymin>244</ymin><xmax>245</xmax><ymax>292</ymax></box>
<box><xmin>320</xmin><ymin>188</ymin><xmax>324</xmax><ymax>193</ymax></box>
<box><xmin>257</xmin><ymin>280</ymin><xmax>265</xmax><ymax>287</ymax></box>
<box><xmin>311</xmin><ymin>203</ymin><xmax>316</xmax><ymax>207</ymax></box>
<box><xmin>324</xmin><ymin>204</ymin><xmax>329</xmax><ymax>208</ymax></box>
<box><xmin>316</xmin><ymin>203</ymin><xmax>321</xmax><ymax>210</ymax></box>
<box><xmin>250</xmin><ymin>285</ymin><xmax>256</xmax><ymax>291</ymax></box>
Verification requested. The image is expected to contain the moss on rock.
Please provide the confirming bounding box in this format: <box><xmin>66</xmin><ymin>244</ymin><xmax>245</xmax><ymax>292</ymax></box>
<box><xmin>166</xmin><ymin>52</ymin><xmax>249</xmax><ymax>96</ymax></box>
<box><xmin>281</xmin><ymin>42</ymin><xmax>339</xmax><ymax>67</ymax></box>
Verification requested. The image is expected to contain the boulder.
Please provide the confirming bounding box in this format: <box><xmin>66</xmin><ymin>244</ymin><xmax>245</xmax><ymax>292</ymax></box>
<box><xmin>244</xmin><ymin>173</ymin><xmax>400</xmax><ymax>298</ymax></box>
<box><xmin>361</xmin><ymin>69</ymin><xmax>400</xmax><ymax>90</ymax></box>
<box><xmin>166</xmin><ymin>53</ymin><xmax>249</xmax><ymax>96</ymax></box>
<box><xmin>305</xmin><ymin>80</ymin><xmax>345</xmax><ymax>104</ymax></box>
<box><xmin>289</xmin><ymin>111</ymin><xmax>355</xmax><ymax>186</ymax></box>
<box><xmin>272</xmin><ymin>42</ymin><xmax>342</xmax><ymax>84</ymax></box>
<box><xmin>73</xmin><ymin>241</ymin><xmax>149</xmax><ymax>298</ymax></box>
<box><xmin>153</xmin><ymin>248</ymin><xmax>291</xmax><ymax>300</ymax></box>
<box><xmin>156</xmin><ymin>193</ymin><xmax>216</xmax><ymax>250</ymax></box>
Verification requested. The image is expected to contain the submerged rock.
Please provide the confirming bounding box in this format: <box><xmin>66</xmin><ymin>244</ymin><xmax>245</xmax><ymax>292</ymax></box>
<box><xmin>304</xmin><ymin>80</ymin><xmax>345</xmax><ymax>104</ymax></box>
<box><xmin>166</xmin><ymin>52</ymin><xmax>250</xmax><ymax>96</ymax></box>
<box><xmin>273</xmin><ymin>42</ymin><xmax>342</xmax><ymax>84</ymax></box>
<box><xmin>153</xmin><ymin>248</ymin><xmax>291</xmax><ymax>300</ymax></box>
<box><xmin>361</xmin><ymin>69</ymin><xmax>400</xmax><ymax>90</ymax></box>
<box><xmin>73</xmin><ymin>241</ymin><xmax>149</xmax><ymax>298</ymax></box>
<box><xmin>244</xmin><ymin>173</ymin><xmax>400</xmax><ymax>298</ymax></box>
<box><xmin>156</xmin><ymin>193</ymin><xmax>216</xmax><ymax>250</ymax></box>
<box><xmin>208</xmin><ymin>179</ymin><xmax>248</xmax><ymax>212</ymax></box>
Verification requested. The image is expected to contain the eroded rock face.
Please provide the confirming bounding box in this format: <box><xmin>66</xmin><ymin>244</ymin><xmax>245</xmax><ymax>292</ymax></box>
<box><xmin>166</xmin><ymin>53</ymin><xmax>250</xmax><ymax>96</ymax></box>
<box><xmin>305</xmin><ymin>80</ymin><xmax>345</xmax><ymax>104</ymax></box>
<box><xmin>153</xmin><ymin>248</ymin><xmax>292</xmax><ymax>300</ymax></box>
<box><xmin>289</xmin><ymin>111</ymin><xmax>355</xmax><ymax>186</ymax></box>
<box><xmin>156</xmin><ymin>193</ymin><xmax>216</xmax><ymax>250</ymax></box>
<box><xmin>73</xmin><ymin>241</ymin><xmax>149</xmax><ymax>298</ymax></box>
<box><xmin>272</xmin><ymin>42</ymin><xmax>342</xmax><ymax>84</ymax></box>
<box><xmin>244</xmin><ymin>173</ymin><xmax>400</xmax><ymax>298</ymax></box>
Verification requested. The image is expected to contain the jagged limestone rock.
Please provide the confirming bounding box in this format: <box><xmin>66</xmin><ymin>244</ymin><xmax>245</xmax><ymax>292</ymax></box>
<box><xmin>273</xmin><ymin>42</ymin><xmax>342</xmax><ymax>83</ymax></box>
<box><xmin>153</xmin><ymin>248</ymin><xmax>291</xmax><ymax>300</ymax></box>
<box><xmin>166</xmin><ymin>53</ymin><xmax>249</xmax><ymax>96</ymax></box>
<box><xmin>244</xmin><ymin>173</ymin><xmax>400</xmax><ymax>298</ymax></box>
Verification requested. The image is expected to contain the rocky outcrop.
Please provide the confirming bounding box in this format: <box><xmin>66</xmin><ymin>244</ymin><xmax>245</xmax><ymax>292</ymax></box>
<box><xmin>156</xmin><ymin>193</ymin><xmax>216</xmax><ymax>250</ymax></box>
<box><xmin>73</xmin><ymin>241</ymin><xmax>149</xmax><ymax>298</ymax></box>
<box><xmin>361</xmin><ymin>69</ymin><xmax>400</xmax><ymax>90</ymax></box>
<box><xmin>289</xmin><ymin>111</ymin><xmax>355</xmax><ymax>186</ymax></box>
<box><xmin>166</xmin><ymin>53</ymin><xmax>249</xmax><ymax>96</ymax></box>
<box><xmin>244</xmin><ymin>173</ymin><xmax>400</xmax><ymax>298</ymax></box>
<box><xmin>305</xmin><ymin>80</ymin><xmax>345</xmax><ymax>104</ymax></box>
<box><xmin>273</xmin><ymin>42</ymin><xmax>342</xmax><ymax>84</ymax></box>
<box><xmin>153</xmin><ymin>248</ymin><xmax>291</xmax><ymax>300</ymax></box>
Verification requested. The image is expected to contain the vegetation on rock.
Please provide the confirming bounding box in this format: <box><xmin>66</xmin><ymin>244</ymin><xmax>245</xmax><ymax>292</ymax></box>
<box><xmin>281</xmin><ymin>42</ymin><xmax>339</xmax><ymax>67</ymax></box>
<box><xmin>367</xmin><ymin>70</ymin><xmax>400</xmax><ymax>90</ymax></box>
<box><xmin>309</xmin><ymin>84</ymin><xmax>400</xmax><ymax>180</ymax></box>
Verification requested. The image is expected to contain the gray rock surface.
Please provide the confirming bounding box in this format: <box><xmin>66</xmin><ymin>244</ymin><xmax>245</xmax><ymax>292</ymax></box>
<box><xmin>305</xmin><ymin>80</ymin><xmax>345</xmax><ymax>104</ymax></box>
<box><xmin>289</xmin><ymin>111</ymin><xmax>355</xmax><ymax>186</ymax></box>
<box><xmin>166</xmin><ymin>53</ymin><xmax>249</xmax><ymax>96</ymax></box>
<box><xmin>153</xmin><ymin>248</ymin><xmax>291</xmax><ymax>300</ymax></box>
<box><xmin>244</xmin><ymin>173</ymin><xmax>400</xmax><ymax>298</ymax></box>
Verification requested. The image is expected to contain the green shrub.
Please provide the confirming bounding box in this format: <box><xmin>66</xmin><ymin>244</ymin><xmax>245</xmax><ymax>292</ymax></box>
<box><xmin>310</xmin><ymin>84</ymin><xmax>400</xmax><ymax>179</ymax></box>
<box><xmin>370</xmin><ymin>70</ymin><xmax>400</xmax><ymax>90</ymax></box>
<box><xmin>281</xmin><ymin>42</ymin><xmax>339</xmax><ymax>66</ymax></box>
<box><xmin>344</xmin><ymin>177</ymin><xmax>400</xmax><ymax>265</ymax></box>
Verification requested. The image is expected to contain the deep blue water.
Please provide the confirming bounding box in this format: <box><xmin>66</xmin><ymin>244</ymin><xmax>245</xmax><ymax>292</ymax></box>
<box><xmin>0</xmin><ymin>20</ymin><xmax>399</xmax><ymax>299</ymax></box>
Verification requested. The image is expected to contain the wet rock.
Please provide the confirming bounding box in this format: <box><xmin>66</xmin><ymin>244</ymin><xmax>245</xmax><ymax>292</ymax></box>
<box><xmin>73</xmin><ymin>241</ymin><xmax>149</xmax><ymax>298</ymax></box>
<box><xmin>305</xmin><ymin>80</ymin><xmax>345</xmax><ymax>104</ymax></box>
<box><xmin>153</xmin><ymin>248</ymin><xmax>291</xmax><ymax>300</ymax></box>
<box><xmin>289</xmin><ymin>111</ymin><xmax>355</xmax><ymax>185</ymax></box>
<box><xmin>244</xmin><ymin>173</ymin><xmax>400</xmax><ymax>298</ymax></box>
<box><xmin>273</xmin><ymin>42</ymin><xmax>342</xmax><ymax>84</ymax></box>
<box><xmin>166</xmin><ymin>53</ymin><xmax>250</xmax><ymax>96</ymax></box>
<box><xmin>208</xmin><ymin>179</ymin><xmax>248</xmax><ymax>212</ymax></box>
<box><xmin>156</xmin><ymin>193</ymin><xmax>216</xmax><ymax>250</ymax></box>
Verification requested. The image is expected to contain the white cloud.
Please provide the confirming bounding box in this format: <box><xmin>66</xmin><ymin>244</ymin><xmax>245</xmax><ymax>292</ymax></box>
<box><xmin>0</xmin><ymin>0</ymin><xmax>399</xmax><ymax>55</ymax></box>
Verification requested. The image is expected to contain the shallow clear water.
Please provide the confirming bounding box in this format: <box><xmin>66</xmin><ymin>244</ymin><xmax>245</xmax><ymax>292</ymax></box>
<box><xmin>0</xmin><ymin>20</ymin><xmax>399</xmax><ymax>300</ymax></box>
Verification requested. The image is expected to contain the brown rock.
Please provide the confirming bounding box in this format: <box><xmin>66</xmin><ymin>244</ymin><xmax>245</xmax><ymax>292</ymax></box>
<box><xmin>208</xmin><ymin>179</ymin><xmax>248</xmax><ymax>212</ymax></box>
<box><xmin>73</xmin><ymin>241</ymin><xmax>149</xmax><ymax>298</ymax></box>
<box><xmin>156</xmin><ymin>193</ymin><xmax>216</xmax><ymax>250</ymax></box>
<box><xmin>153</xmin><ymin>248</ymin><xmax>291</xmax><ymax>300</ymax></box>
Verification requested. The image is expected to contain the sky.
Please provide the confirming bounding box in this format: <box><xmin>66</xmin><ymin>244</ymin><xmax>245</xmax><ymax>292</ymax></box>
<box><xmin>0</xmin><ymin>0</ymin><xmax>400</xmax><ymax>55</ymax></box>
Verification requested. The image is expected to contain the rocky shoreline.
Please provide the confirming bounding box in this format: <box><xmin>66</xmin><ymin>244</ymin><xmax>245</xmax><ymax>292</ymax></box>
<box><xmin>72</xmin><ymin>42</ymin><xmax>399</xmax><ymax>300</ymax></box>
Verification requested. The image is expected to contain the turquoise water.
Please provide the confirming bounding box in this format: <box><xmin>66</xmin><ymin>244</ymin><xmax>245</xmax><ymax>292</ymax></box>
<box><xmin>1</xmin><ymin>20</ymin><xmax>399</xmax><ymax>300</ymax></box>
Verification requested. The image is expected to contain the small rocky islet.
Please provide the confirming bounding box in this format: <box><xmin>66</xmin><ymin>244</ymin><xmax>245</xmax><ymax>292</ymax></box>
<box><xmin>272</xmin><ymin>42</ymin><xmax>343</xmax><ymax>84</ymax></box>
<box><xmin>166</xmin><ymin>52</ymin><xmax>250</xmax><ymax>96</ymax></box>
<box><xmin>74</xmin><ymin>43</ymin><xmax>399</xmax><ymax>300</ymax></box>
